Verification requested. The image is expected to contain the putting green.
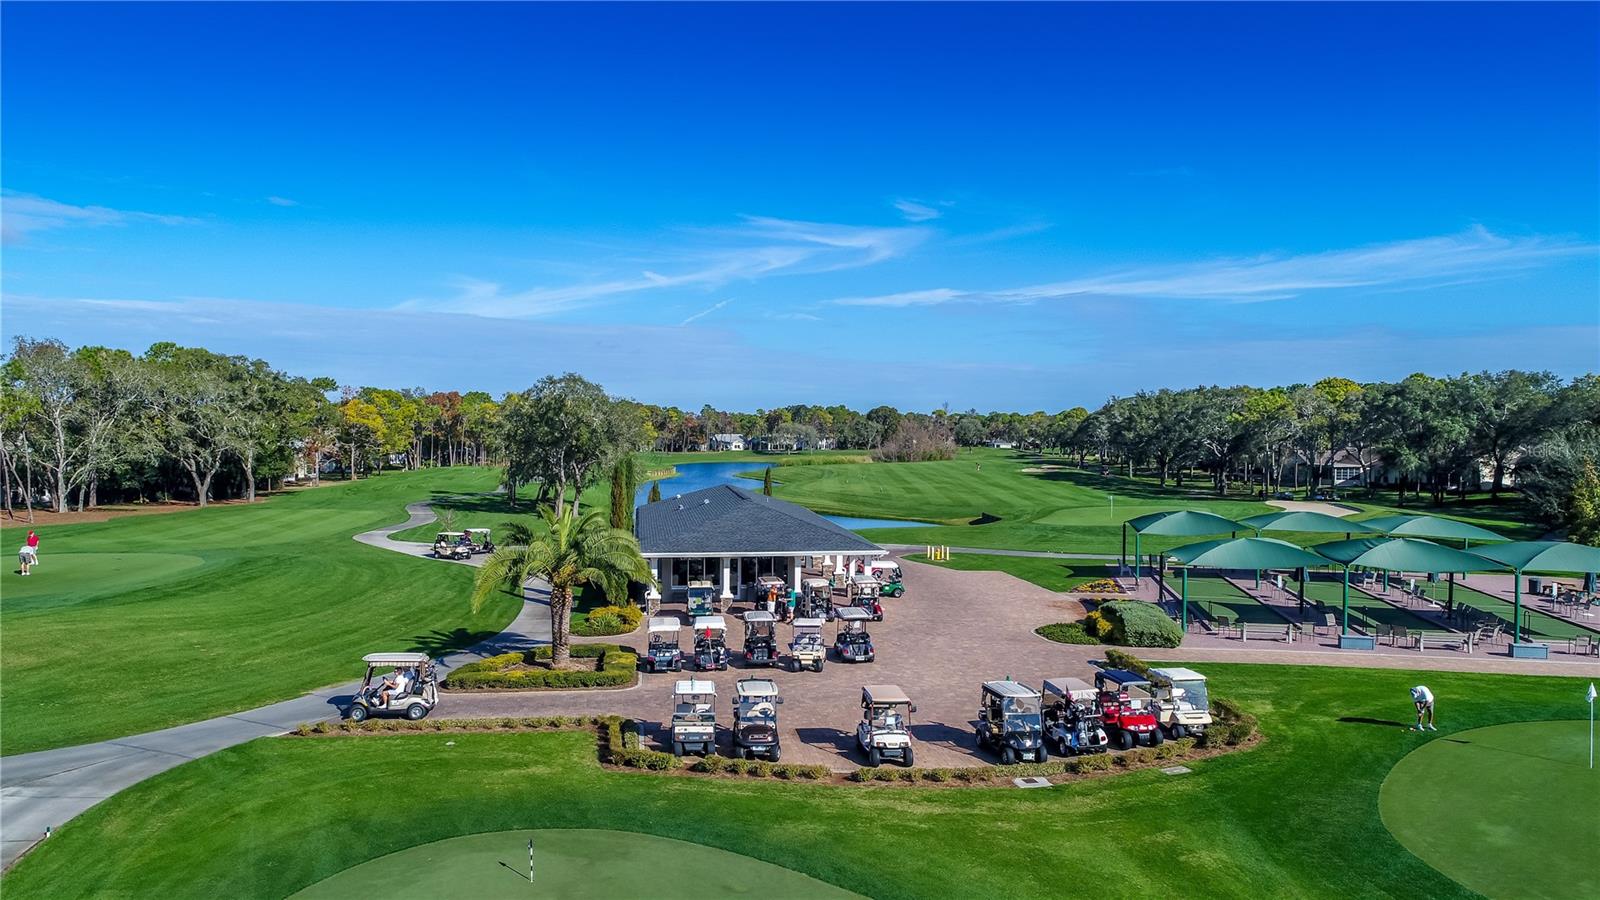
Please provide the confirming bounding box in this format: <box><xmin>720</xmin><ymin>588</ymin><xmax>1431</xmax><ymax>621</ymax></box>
<box><xmin>291</xmin><ymin>829</ymin><xmax>863</xmax><ymax>899</ymax></box>
<box><xmin>1379</xmin><ymin>720</ymin><xmax>1599</xmax><ymax>900</ymax></box>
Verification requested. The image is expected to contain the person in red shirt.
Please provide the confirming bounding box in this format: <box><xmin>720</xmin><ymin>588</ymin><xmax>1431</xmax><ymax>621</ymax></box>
<box><xmin>26</xmin><ymin>530</ymin><xmax>39</xmax><ymax>567</ymax></box>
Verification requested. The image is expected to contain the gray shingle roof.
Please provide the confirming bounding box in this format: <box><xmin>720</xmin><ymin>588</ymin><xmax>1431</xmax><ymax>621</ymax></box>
<box><xmin>635</xmin><ymin>485</ymin><xmax>883</xmax><ymax>556</ymax></box>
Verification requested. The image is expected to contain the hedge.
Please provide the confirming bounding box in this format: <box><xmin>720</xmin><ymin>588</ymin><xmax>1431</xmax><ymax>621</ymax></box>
<box><xmin>444</xmin><ymin>644</ymin><xmax>638</xmax><ymax>690</ymax></box>
<box><xmin>1098</xmin><ymin>601</ymin><xmax>1184</xmax><ymax>648</ymax></box>
<box><xmin>603</xmin><ymin>717</ymin><xmax>681</xmax><ymax>770</ymax></box>
<box><xmin>1036</xmin><ymin>622</ymin><xmax>1100</xmax><ymax>645</ymax></box>
<box><xmin>573</xmin><ymin>604</ymin><xmax>643</xmax><ymax>637</ymax></box>
<box><xmin>844</xmin><ymin>739</ymin><xmax>1199</xmax><ymax>784</ymax></box>
<box><xmin>291</xmin><ymin>715</ymin><xmax>601</xmax><ymax>736</ymax></box>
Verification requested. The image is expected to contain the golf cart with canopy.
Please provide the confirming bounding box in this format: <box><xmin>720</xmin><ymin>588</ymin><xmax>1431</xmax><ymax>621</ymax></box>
<box><xmin>831</xmin><ymin>606</ymin><xmax>876</xmax><ymax>662</ymax></box>
<box><xmin>741</xmin><ymin>610</ymin><xmax>778</xmax><ymax>666</ymax></box>
<box><xmin>753</xmin><ymin>575</ymin><xmax>788</xmax><ymax>613</ymax></box>
<box><xmin>1149</xmin><ymin>667</ymin><xmax>1212</xmax><ymax>739</ymax></box>
<box><xmin>644</xmin><ymin>617</ymin><xmax>684</xmax><ymax>673</ymax></box>
<box><xmin>431</xmin><ymin>532</ymin><xmax>472</xmax><ymax>560</ymax></box>
<box><xmin>1042</xmin><ymin>677</ymin><xmax>1109</xmax><ymax>755</ymax></box>
<box><xmin>787</xmin><ymin>617</ymin><xmax>826</xmax><ymax>672</ymax></box>
<box><xmin>1094</xmin><ymin>668</ymin><xmax>1161</xmax><ymax>748</ymax></box>
<box><xmin>691</xmin><ymin>615</ymin><xmax>729</xmax><ymax>671</ymax></box>
<box><xmin>867</xmin><ymin>560</ymin><xmax>905</xmax><ymax>597</ymax></box>
<box><xmin>857</xmin><ymin>684</ymin><xmax>917</xmax><ymax>767</ymax></box>
<box><xmin>798</xmin><ymin>577</ymin><xmax>834</xmax><ymax>620</ymax></box>
<box><xmin>686</xmin><ymin>580</ymin><xmax>717</xmax><ymax>617</ymax></box>
<box><xmin>464</xmin><ymin>527</ymin><xmax>494</xmax><ymax>555</ymax></box>
<box><xmin>730</xmin><ymin>678</ymin><xmax>783</xmax><ymax>761</ymax></box>
<box><xmin>846</xmin><ymin>575</ymin><xmax>885</xmax><ymax>621</ymax></box>
<box><xmin>346</xmin><ymin>652</ymin><xmax>438</xmax><ymax>722</ymax></box>
<box><xmin>975</xmin><ymin>680</ymin><xmax>1048</xmax><ymax>764</ymax></box>
<box><xmin>669</xmin><ymin>679</ymin><xmax>717</xmax><ymax>757</ymax></box>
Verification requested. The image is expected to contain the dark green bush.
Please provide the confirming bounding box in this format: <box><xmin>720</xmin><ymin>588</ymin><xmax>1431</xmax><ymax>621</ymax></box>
<box><xmin>1098</xmin><ymin>601</ymin><xmax>1184</xmax><ymax>648</ymax></box>
<box><xmin>604</xmin><ymin>717</ymin><xmax>681</xmax><ymax>770</ymax></box>
<box><xmin>444</xmin><ymin>644</ymin><xmax>637</xmax><ymax>690</ymax></box>
<box><xmin>1074</xmin><ymin>753</ymin><xmax>1114</xmax><ymax>772</ymax></box>
<box><xmin>1035</xmin><ymin>622</ymin><xmax>1101</xmax><ymax>645</ymax></box>
<box><xmin>1101</xmin><ymin>648</ymin><xmax>1154</xmax><ymax>678</ymax></box>
<box><xmin>572</xmin><ymin>605</ymin><xmax>643</xmax><ymax>636</ymax></box>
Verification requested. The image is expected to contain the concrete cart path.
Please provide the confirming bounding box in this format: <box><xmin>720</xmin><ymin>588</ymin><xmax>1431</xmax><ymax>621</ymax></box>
<box><xmin>882</xmin><ymin>543</ymin><xmax>1116</xmax><ymax>561</ymax></box>
<box><xmin>0</xmin><ymin>500</ymin><xmax>551</xmax><ymax>871</ymax></box>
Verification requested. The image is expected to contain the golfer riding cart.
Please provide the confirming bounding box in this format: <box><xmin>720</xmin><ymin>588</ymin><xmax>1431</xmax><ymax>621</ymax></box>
<box><xmin>346</xmin><ymin>652</ymin><xmax>438</xmax><ymax>722</ymax></box>
<box><xmin>846</xmin><ymin>575</ymin><xmax>885</xmax><ymax>621</ymax></box>
<box><xmin>741</xmin><ymin>610</ymin><xmax>778</xmax><ymax>666</ymax></box>
<box><xmin>975</xmin><ymin>680</ymin><xmax>1048</xmax><ymax>764</ymax></box>
<box><xmin>856</xmin><ymin>684</ymin><xmax>917</xmax><ymax>767</ymax></box>
<box><xmin>464</xmin><ymin>527</ymin><xmax>494</xmax><ymax>555</ymax></box>
<box><xmin>1094</xmin><ymin>668</ymin><xmax>1162</xmax><ymax>749</ymax></box>
<box><xmin>787</xmin><ymin>617</ymin><xmax>827</xmax><ymax>672</ymax></box>
<box><xmin>1042</xmin><ymin>677</ymin><xmax>1109</xmax><ymax>756</ymax></box>
<box><xmin>867</xmin><ymin>560</ymin><xmax>905</xmax><ymax>597</ymax></box>
<box><xmin>1149</xmin><ymin>667</ymin><xmax>1212</xmax><ymax>739</ymax></box>
<box><xmin>798</xmin><ymin>577</ymin><xmax>834</xmax><ymax>620</ymax></box>
<box><xmin>669</xmin><ymin>679</ymin><xmax>718</xmax><ymax>757</ymax></box>
<box><xmin>831</xmin><ymin>606</ymin><xmax>876</xmax><ymax>663</ymax></box>
<box><xmin>686</xmin><ymin>579</ymin><xmax>718</xmax><ymax>617</ymax></box>
<box><xmin>691</xmin><ymin>615</ymin><xmax>729</xmax><ymax>671</ymax></box>
<box><xmin>644</xmin><ymin>617</ymin><xmax>685</xmax><ymax>673</ymax></box>
<box><xmin>431</xmin><ymin>531</ymin><xmax>472</xmax><ymax>560</ymax></box>
<box><xmin>730</xmin><ymin>678</ymin><xmax>784</xmax><ymax>761</ymax></box>
<box><xmin>753</xmin><ymin>575</ymin><xmax>788</xmax><ymax>614</ymax></box>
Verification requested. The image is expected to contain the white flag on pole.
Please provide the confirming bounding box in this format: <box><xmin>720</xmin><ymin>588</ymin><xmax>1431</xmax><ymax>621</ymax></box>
<box><xmin>1588</xmin><ymin>683</ymin><xmax>1597</xmax><ymax>703</ymax></box>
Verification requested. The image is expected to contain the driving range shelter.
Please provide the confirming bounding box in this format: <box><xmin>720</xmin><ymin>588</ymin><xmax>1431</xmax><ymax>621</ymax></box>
<box><xmin>1164</xmin><ymin>537</ymin><xmax>1328</xmax><ymax>631</ymax></box>
<box><xmin>1310</xmin><ymin>537</ymin><xmax>1505</xmax><ymax>650</ymax></box>
<box><xmin>1122</xmin><ymin>511</ymin><xmax>1246</xmax><ymax>585</ymax></box>
<box><xmin>1468</xmin><ymin>541</ymin><xmax>1600</xmax><ymax>655</ymax></box>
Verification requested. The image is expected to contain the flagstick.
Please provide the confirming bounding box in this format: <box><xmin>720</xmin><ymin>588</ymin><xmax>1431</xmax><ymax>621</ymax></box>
<box><xmin>529</xmin><ymin>836</ymin><xmax>535</xmax><ymax>884</ymax></box>
<box><xmin>1587</xmin><ymin>683</ymin><xmax>1596</xmax><ymax>770</ymax></box>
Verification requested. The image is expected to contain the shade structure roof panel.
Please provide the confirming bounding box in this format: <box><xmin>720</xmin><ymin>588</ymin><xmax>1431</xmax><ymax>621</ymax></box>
<box><xmin>1125</xmin><ymin>510</ymin><xmax>1246</xmax><ymax>536</ymax></box>
<box><xmin>1165</xmin><ymin>536</ymin><xmax>1328</xmax><ymax>570</ymax></box>
<box><xmin>1359</xmin><ymin>514</ymin><xmax>1505</xmax><ymax>543</ymax></box>
<box><xmin>1311</xmin><ymin>537</ymin><xmax>1504</xmax><ymax>573</ymax></box>
<box><xmin>1468</xmin><ymin>540</ymin><xmax>1600</xmax><ymax>574</ymax></box>
<box><xmin>1240</xmin><ymin>510</ymin><xmax>1380</xmax><ymax>535</ymax></box>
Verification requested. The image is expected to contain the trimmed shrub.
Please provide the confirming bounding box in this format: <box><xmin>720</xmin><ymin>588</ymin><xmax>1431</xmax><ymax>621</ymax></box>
<box><xmin>1102</xmin><ymin>647</ymin><xmax>1154</xmax><ymax>678</ymax></box>
<box><xmin>1206</xmin><ymin>697</ymin><xmax>1259</xmax><ymax>746</ymax></box>
<box><xmin>605</xmin><ymin>717</ymin><xmax>681</xmax><ymax>770</ymax></box>
<box><xmin>1098</xmin><ymin>601</ymin><xmax>1184</xmax><ymax>648</ymax></box>
<box><xmin>1083</xmin><ymin>610</ymin><xmax>1114</xmax><ymax>640</ymax></box>
<box><xmin>690</xmin><ymin>755</ymin><xmax>728</xmax><ymax>774</ymax></box>
<box><xmin>1036</xmin><ymin>622</ymin><xmax>1101</xmax><ymax>645</ymax></box>
<box><xmin>1074</xmin><ymin>753</ymin><xmax>1114</xmax><ymax>772</ymax></box>
<box><xmin>444</xmin><ymin>644</ymin><xmax>638</xmax><ymax>690</ymax></box>
<box><xmin>573</xmin><ymin>604</ymin><xmax>643</xmax><ymax>637</ymax></box>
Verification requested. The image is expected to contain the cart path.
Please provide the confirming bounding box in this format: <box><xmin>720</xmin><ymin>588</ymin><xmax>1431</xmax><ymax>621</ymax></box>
<box><xmin>0</xmin><ymin>499</ymin><xmax>552</xmax><ymax>871</ymax></box>
<box><xmin>882</xmin><ymin>543</ymin><xmax>1118</xmax><ymax>561</ymax></box>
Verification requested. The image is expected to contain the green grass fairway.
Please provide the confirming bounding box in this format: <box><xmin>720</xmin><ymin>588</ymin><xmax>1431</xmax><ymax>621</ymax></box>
<box><xmin>1380</xmin><ymin>720</ymin><xmax>1600</xmax><ymax>899</ymax></box>
<box><xmin>7</xmin><ymin>664</ymin><xmax>1591</xmax><ymax>899</ymax></box>
<box><xmin>913</xmin><ymin>552</ymin><xmax>1118</xmax><ymax>592</ymax></box>
<box><xmin>0</xmin><ymin>469</ymin><xmax>520</xmax><ymax>755</ymax></box>
<box><xmin>291</xmin><ymin>829</ymin><xmax>860</xmax><ymax>899</ymax></box>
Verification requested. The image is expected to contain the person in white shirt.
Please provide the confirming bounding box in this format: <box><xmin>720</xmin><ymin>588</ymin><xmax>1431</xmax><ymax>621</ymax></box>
<box><xmin>1410</xmin><ymin>685</ymin><xmax>1435</xmax><ymax>731</ymax></box>
<box><xmin>376</xmin><ymin>668</ymin><xmax>412</xmax><ymax>709</ymax></box>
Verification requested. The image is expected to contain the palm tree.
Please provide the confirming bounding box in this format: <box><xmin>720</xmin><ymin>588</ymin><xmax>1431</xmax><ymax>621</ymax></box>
<box><xmin>471</xmin><ymin>507</ymin><xmax>654</xmax><ymax>667</ymax></box>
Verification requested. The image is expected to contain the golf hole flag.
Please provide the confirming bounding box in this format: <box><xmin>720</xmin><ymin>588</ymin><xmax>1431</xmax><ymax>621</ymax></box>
<box><xmin>1588</xmin><ymin>683</ymin><xmax>1596</xmax><ymax>770</ymax></box>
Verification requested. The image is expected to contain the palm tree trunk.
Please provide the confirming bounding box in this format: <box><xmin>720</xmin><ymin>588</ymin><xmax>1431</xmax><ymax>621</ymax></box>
<box><xmin>549</xmin><ymin>582</ymin><xmax>573</xmax><ymax>667</ymax></box>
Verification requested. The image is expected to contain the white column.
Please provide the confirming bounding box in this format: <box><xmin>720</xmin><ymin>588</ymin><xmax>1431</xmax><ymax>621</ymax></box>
<box><xmin>720</xmin><ymin>557</ymin><xmax>733</xmax><ymax>599</ymax></box>
<box><xmin>646</xmin><ymin>559</ymin><xmax>662</xmax><ymax>601</ymax></box>
<box><xmin>790</xmin><ymin>556</ymin><xmax>803</xmax><ymax>593</ymax></box>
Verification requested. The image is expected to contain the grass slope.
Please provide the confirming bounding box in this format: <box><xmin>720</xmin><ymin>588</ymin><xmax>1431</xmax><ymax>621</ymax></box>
<box><xmin>0</xmin><ymin>469</ymin><xmax>520</xmax><ymax>755</ymax></box>
<box><xmin>4</xmin><ymin>664</ymin><xmax>1590</xmax><ymax>899</ymax></box>
<box><xmin>914</xmin><ymin>552</ymin><xmax>1119</xmax><ymax>592</ymax></box>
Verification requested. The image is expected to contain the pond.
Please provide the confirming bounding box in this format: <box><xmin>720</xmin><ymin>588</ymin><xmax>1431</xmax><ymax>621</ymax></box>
<box><xmin>636</xmin><ymin>460</ymin><xmax>932</xmax><ymax>531</ymax></box>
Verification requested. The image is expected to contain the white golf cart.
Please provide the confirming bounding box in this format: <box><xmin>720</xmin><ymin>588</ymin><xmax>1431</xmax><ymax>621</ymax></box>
<box><xmin>1042</xmin><ymin>676</ymin><xmax>1109</xmax><ymax>756</ymax></box>
<box><xmin>741</xmin><ymin>610</ymin><xmax>778</xmax><ymax>666</ymax></box>
<box><xmin>867</xmin><ymin>560</ymin><xmax>905</xmax><ymax>597</ymax></box>
<box><xmin>686</xmin><ymin>579</ymin><xmax>717</xmax><ymax>617</ymax></box>
<box><xmin>670</xmin><ymin>679</ymin><xmax>718</xmax><ymax>757</ymax></box>
<box><xmin>465</xmin><ymin>527</ymin><xmax>494</xmax><ymax>555</ymax></box>
<box><xmin>831</xmin><ymin>606</ymin><xmax>876</xmax><ymax>662</ymax></box>
<box><xmin>1149</xmin><ymin>667</ymin><xmax>1213</xmax><ymax>739</ymax></box>
<box><xmin>691</xmin><ymin>615</ymin><xmax>729</xmax><ymax>671</ymax></box>
<box><xmin>730</xmin><ymin>678</ymin><xmax>783</xmax><ymax>761</ymax></box>
<box><xmin>431</xmin><ymin>531</ymin><xmax>472</xmax><ymax>560</ymax></box>
<box><xmin>857</xmin><ymin>684</ymin><xmax>917</xmax><ymax>767</ymax></box>
<box><xmin>645</xmin><ymin>617</ymin><xmax>684</xmax><ymax>673</ymax></box>
<box><xmin>846</xmin><ymin>575</ymin><xmax>885</xmax><ymax>621</ymax></box>
<box><xmin>798</xmin><ymin>577</ymin><xmax>834</xmax><ymax>620</ymax></box>
<box><xmin>346</xmin><ymin>652</ymin><xmax>438</xmax><ymax>722</ymax></box>
<box><xmin>787</xmin><ymin>617</ymin><xmax>826</xmax><ymax>672</ymax></box>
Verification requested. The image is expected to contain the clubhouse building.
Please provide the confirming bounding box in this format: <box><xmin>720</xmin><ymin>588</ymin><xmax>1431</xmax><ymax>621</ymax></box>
<box><xmin>635</xmin><ymin>484</ymin><xmax>885</xmax><ymax>602</ymax></box>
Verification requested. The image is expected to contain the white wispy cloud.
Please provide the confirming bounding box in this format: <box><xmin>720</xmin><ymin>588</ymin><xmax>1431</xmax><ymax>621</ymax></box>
<box><xmin>679</xmin><ymin>298</ymin><xmax>733</xmax><ymax>326</ymax></box>
<box><xmin>1</xmin><ymin>192</ymin><xmax>198</xmax><ymax>243</ymax></box>
<box><xmin>266</xmin><ymin>195</ymin><xmax>300</xmax><ymax>207</ymax></box>
<box><xmin>831</xmin><ymin>227</ymin><xmax>1596</xmax><ymax>308</ymax></box>
<box><xmin>771</xmin><ymin>311</ymin><xmax>822</xmax><ymax>322</ymax></box>
<box><xmin>415</xmin><ymin>215</ymin><xmax>930</xmax><ymax>318</ymax></box>
<box><xmin>893</xmin><ymin>199</ymin><xmax>942</xmax><ymax>222</ymax></box>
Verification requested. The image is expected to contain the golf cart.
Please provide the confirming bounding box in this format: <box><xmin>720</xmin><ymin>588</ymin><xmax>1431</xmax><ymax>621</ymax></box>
<box><xmin>644</xmin><ymin>617</ymin><xmax>685</xmax><ymax>673</ymax></box>
<box><xmin>867</xmin><ymin>560</ymin><xmax>906</xmax><ymax>597</ymax></box>
<box><xmin>691</xmin><ymin>615</ymin><xmax>729</xmax><ymax>671</ymax></box>
<box><xmin>975</xmin><ymin>680</ymin><xmax>1048</xmax><ymax>764</ymax></box>
<box><xmin>787</xmin><ymin>617</ymin><xmax>826</xmax><ymax>672</ymax></box>
<box><xmin>856</xmin><ymin>684</ymin><xmax>917</xmax><ymax>767</ymax></box>
<box><xmin>741</xmin><ymin>609</ymin><xmax>778</xmax><ymax>666</ymax></box>
<box><xmin>431</xmin><ymin>531</ymin><xmax>472</xmax><ymax>560</ymax></box>
<box><xmin>686</xmin><ymin>579</ymin><xmax>717</xmax><ymax>617</ymax></box>
<box><xmin>1149</xmin><ymin>667</ymin><xmax>1212</xmax><ymax>739</ymax></box>
<box><xmin>752</xmin><ymin>575</ymin><xmax>788</xmax><ymax>613</ymax></box>
<box><xmin>1042</xmin><ymin>677</ymin><xmax>1109</xmax><ymax>756</ymax></box>
<box><xmin>831</xmin><ymin>606</ymin><xmax>876</xmax><ymax>662</ymax></box>
<box><xmin>464</xmin><ymin>527</ymin><xmax>494</xmax><ymax>555</ymax></box>
<box><xmin>346</xmin><ymin>652</ymin><xmax>438</xmax><ymax>722</ymax></box>
<box><xmin>798</xmin><ymin>577</ymin><xmax>834</xmax><ymax>620</ymax></box>
<box><xmin>669</xmin><ymin>679</ymin><xmax>718</xmax><ymax>757</ymax></box>
<box><xmin>1094</xmin><ymin>668</ymin><xmax>1162</xmax><ymax>749</ymax></box>
<box><xmin>846</xmin><ymin>576</ymin><xmax>885</xmax><ymax>621</ymax></box>
<box><xmin>730</xmin><ymin>678</ymin><xmax>783</xmax><ymax>761</ymax></box>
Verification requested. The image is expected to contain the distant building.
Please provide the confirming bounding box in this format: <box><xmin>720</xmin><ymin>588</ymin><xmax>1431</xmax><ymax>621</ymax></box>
<box><xmin>709</xmin><ymin>433</ymin><xmax>745</xmax><ymax>451</ymax></box>
<box><xmin>984</xmin><ymin>439</ymin><xmax>1016</xmax><ymax>449</ymax></box>
<box><xmin>752</xmin><ymin>434</ymin><xmax>800</xmax><ymax>454</ymax></box>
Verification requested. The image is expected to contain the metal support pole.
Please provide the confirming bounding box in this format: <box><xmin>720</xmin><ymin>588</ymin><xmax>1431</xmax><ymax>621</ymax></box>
<box><xmin>1121</xmin><ymin>523</ymin><xmax>1127</xmax><ymax>576</ymax></box>
<box><xmin>1182</xmin><ymin>567</ymin><xmax>1189</xmax><ymax>632</ymax></box>
<box><xmin>1297</xmin><ymin>566</ymin><xmax>1306</xmax><ymax>613</ymax></box>
<box><xmin>1342</xmin><ymin>568</ymin><xmax>1350</xmax><ymax>635</ymax></box>
<box><xmin>1447</xmin><ymin>572</ymin><xmax>1456</xmax><ymax>620</ymax></box>
<box><xmin>1134</xmin><ymin>531</ymin><xmax>1142</xmax><ymax>585</ymax></box>
<box><xmin>1513</xmin><ymin>569</ymin><xmax>1523</xmax><ymax>644</ymax></box>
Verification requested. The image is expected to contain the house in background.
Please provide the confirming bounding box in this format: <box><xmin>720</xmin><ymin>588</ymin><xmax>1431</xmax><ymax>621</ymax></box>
<box><xmin>751</xmin><ymin>433</ymin><xmax>800</xmax><ymax>454</ymax></box>
<box><xmin>984</xmin><ymin>439</ymin><xmax>1016</xmax><ymax>449</ymax></box>
<box><xmin>709</xmin><ymin>433</ymin><xmax>745</xmax><ymax>451</ymax></box>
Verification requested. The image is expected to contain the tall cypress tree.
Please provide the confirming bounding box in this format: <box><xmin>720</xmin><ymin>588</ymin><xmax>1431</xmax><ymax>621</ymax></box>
<box><xmin>609</xmin><ymin>456</ymin><xmax>635</xmax><ymax>532</ymax></box>
<box><xmin>648</xmin><ymin>480</ymin><xmax>661</xmax><ymax>503</ymax></box>
<box><xmin>762</xmin><ymin>466</ymin><xmax>774</xmax><ymax>496</ymax></box>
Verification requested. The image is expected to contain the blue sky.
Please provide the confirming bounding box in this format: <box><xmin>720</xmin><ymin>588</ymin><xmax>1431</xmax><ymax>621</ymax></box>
<box><xmin>3</xmin><ymin>2</ymin><xmax>1596</xmax><ymax>410</ymax></box>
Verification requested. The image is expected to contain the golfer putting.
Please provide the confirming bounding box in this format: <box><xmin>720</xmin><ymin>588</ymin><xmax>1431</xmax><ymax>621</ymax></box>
<box><xmin>1410</xmin><ymin>685</ymin><xmax>1436</xmax><ymax>731</ymax></box>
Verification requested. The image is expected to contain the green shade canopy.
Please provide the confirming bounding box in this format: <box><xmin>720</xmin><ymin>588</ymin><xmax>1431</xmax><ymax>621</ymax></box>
<box><xmin>1240</xmin><ymin>511</ymin><xmax>1381</xmax><ymax>535</ymax></box>
<box><xmin>1311</xmin><ymin>537</ymin><xmax>1504</xmax><ymax>573</ymax></box>
<box><xmin>1125</xmin><ymin>510</ymin><xmax>1245</xmax><ymax>536</ymax></box>
<box><xmin>1468</xmin><ymin>540</ymin><xmax>1600</xmax><ymax>574</ymax></box>
<box><xmin>1359</xmin><ymin>514</ymin><xmax>1506</xmax><ymax>543</ymax></box>
<box><xmin>1165</xmin><ymin>536</ymin><xmax>1328</xmax><ymax>570</ymax></box>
